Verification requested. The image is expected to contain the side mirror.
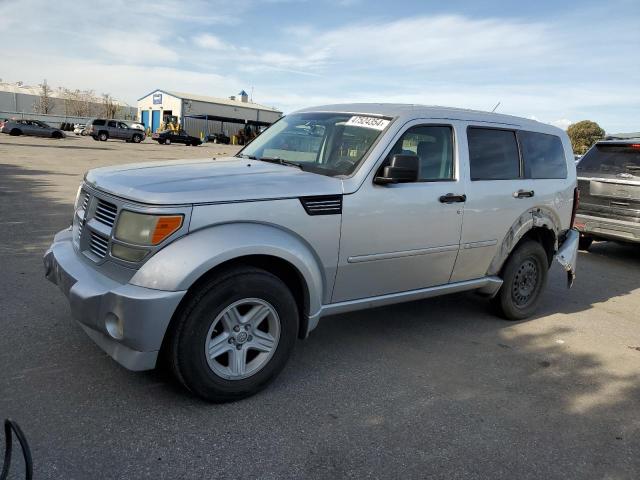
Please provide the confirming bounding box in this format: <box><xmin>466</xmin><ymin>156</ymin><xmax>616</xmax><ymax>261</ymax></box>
<box><xmin>374</xmin><ymin>154</ymin><xmax>419</xmax><ymax>184</ymax></box>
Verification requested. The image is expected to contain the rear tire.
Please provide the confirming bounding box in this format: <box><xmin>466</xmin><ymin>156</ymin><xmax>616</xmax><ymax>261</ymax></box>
<box><xmin>578</xmin><ymin>235</ymin><xmax>593</xmax><ymax>251</ymax></box>
<box><xmin>9</xmin><ymin>128</ymin><xmax>21</xmax><ymax>136</ymax></box>
<box><xmin>167</xmin><ymin>266</ymin><xmax>298</xmax><ymax>402</ymax></box>
<box><xmin>491</xmin><ymin>240</ymin><xmax>548</xmax><ymax>321</ymax></box>
<box><xmin>98</xmin><ymin>132</ymin><xmax>108</xmax><ymax>141</ymax></box>
<box><xmin>165</xmin><ymin>138</ymin><xmax>171</xmax><ymax>145</ymax></box>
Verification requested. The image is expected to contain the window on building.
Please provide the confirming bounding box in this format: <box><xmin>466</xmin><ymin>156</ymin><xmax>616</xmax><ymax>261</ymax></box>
<box><xmin>468</xmin><ymin>128</ymin><xmax>520</xmax><ymax>180</ymax></box>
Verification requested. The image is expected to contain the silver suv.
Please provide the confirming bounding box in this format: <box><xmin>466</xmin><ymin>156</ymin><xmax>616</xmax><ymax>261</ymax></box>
<box><xmin>44</xmin><ymin>104</ymin><xmax>579</xmax><ymax>402</ymax></box>
<box><xmin>88</xmin><ymin>119</ymin><xmax>145</xmax><ymax>143</ymax></box>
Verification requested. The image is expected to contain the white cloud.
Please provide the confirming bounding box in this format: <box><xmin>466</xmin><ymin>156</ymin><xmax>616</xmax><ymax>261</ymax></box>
<box><xmin>550</xmin><ymin>119</ymin><xmax>573</xmax><ymax>130</ymax></box>
<box><xmin>193</xmin><ymin>34</ymin><xmax>230</xmax><ymax>50</ymax></box>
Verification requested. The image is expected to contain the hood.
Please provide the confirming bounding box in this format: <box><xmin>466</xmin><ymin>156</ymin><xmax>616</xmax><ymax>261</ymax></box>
<box><xmin>85</xmin><ymin>157</ymin><xmax>343</xmax><ymax>205</ymax></box>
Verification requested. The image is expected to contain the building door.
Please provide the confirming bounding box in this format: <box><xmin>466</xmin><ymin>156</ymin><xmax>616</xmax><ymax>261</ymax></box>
<box><xmin>151</xmin><ymin>110</ymin><xmax>161</xmax><ymax>132</ymax></box>
<box><xmin>141</xmin><ymin>111</ymin><xmax>149</xmax><ymax>130</ymax></box>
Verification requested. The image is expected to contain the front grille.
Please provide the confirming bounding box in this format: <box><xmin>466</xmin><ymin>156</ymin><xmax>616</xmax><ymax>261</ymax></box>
<box><xmin>94</xmin><ymin>199</ymin><xmax>118</xmax><ymax>227</ymax></box>
<box><xmin>89</xmin><ymin>231</ymin><xmax>109</xmax><ymax>258</ymax></box>
<box><xmin>300</xmin><ymin>195</ymin><xmax>343</xmax><ymax>215</ymax></box>
<box><xmin>81</xmin><ymin>191</ymin><xmax>90</xmax><ymax>210</ymax></box>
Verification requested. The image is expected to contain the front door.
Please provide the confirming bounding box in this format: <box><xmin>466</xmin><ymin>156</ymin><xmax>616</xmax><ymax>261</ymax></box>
<box><xmin>333</xmin><ymin>123</ymin><xmax>465</xmax><ymax>302</ymax></box>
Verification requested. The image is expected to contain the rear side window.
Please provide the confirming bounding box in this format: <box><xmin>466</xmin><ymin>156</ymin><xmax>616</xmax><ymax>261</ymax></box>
<box><xmin>519</xmin><ymin>131</ymin><xmax>567</xmax><ymax>179</ymax></box>
<box><xmin>93</xmin><ymin>119</ymin><xmax>105</xmax><ymax>126</ymax></box>
<box><xmin>578</xmin><ymin>144</ymin><xmax>640</xmax><ymax>177</ymax></box>
<box><xmin>468</xmin><ymin>128</ymin><xmax>520</xmax><ymax>180</ymax></box>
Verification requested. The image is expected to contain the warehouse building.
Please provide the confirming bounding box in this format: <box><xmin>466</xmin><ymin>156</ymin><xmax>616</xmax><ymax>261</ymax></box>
<box><xmin>0</xmin><ymin>81</ymin><xmax>136</xmax><ymax>123</ymax></box>
<box><xmin>137</xmin><ymin>89</ymin><xmax>282</xmax><ymax>138</ymax></box>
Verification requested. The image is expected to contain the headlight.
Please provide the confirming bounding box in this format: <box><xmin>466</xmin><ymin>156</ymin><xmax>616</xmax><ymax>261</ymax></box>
<box><xmin>111</xmin><ymin>243</ymin><xmax>148</xmax><ymax>263</ymax></box>
<box><xmin>114</xmin><ymin>211</ymin><xmax>183</xmax><ymax>246</ymax></box>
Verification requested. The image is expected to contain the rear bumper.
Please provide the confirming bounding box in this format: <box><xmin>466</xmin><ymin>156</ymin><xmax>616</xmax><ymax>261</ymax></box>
<box><xmin>555</xmin><ymin>229</ymin><xmax>579</xmax><ymax>288</ymax></box>
<box><xmin>575</xmin><ymin>213</ymin><xmax>640</xmax><ymax>243</ymax></box>
<box><xmin>44</xmin><ymin>229</ymin><xmax>186</xmax><ymax>371</ymax></box>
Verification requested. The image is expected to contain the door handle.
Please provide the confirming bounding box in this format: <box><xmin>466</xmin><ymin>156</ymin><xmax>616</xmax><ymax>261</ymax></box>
<box><xmin>513</xmin><ymin>189</ymin><xmax>535</xmax><ymax>198</ymax></box>
<box><xmin>439</xmin><ymin>193</ymin><xmax>467</xmax><ymax>203</ymax></box>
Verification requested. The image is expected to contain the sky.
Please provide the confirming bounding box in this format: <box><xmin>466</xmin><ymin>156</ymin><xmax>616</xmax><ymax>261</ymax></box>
<box><xmin>0</xmin><ymin>0</ymin><xmax>638</xmax><ymax>133</ymax></box>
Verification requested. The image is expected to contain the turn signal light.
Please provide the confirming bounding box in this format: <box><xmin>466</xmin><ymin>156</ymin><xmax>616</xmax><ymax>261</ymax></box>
<box><xmin>152</xmin><ymin>216</ymin><xmax>183</xmax><ymax>244</ymax></box>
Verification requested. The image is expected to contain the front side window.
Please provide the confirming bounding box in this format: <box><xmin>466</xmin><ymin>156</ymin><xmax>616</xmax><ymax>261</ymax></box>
<box><xmin>386</xmin><ymin>125</ymin><xmax>454</xmax><ymax>180</ymax></box>
<box><xmin>238</xmin><ymin>112</ymin><xmax>391</xmax><ymax>177</ymax></box>
<box><xmin>468</xmin><ymin>128</ymin><xmax>520</xmax><ymax>180</ymax></box>
<box><xmin>519</xmin><ymin>131</ymin><xmax>567</xmax><ymax>179</ymax></box>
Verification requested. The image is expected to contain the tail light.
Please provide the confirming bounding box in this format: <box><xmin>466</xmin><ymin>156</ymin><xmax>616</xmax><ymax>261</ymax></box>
<box><xmin>570</xmin><ymin>187</ymin><xmax>579</xmax><ymax>228</ymax></box>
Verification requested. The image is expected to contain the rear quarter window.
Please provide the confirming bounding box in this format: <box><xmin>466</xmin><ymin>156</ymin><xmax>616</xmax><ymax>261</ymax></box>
<box><xmin>468</xmin><ymin>127</ymin><xmax>520</xmax><ymax>180</ymax></box>
<box><xmin>519</xmin><ymin>131</ymin><xmax>567</xmax><ymax>179</ymax></box>
<box><xmin>92</xmin><ymin>119</ymin><xmax>105</xmax><ymax>126</ymax></box>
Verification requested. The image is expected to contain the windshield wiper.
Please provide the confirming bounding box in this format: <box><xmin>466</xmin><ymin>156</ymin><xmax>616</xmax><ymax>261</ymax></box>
<box><xmin>258</xmin><ymin>157</ymin><xmax>303</xmax><ymax>169</ymax></box>
<box><xmin>236</xmin><ymin>153</ymin><xmax>258</xmax><ymax>160</ymax></box>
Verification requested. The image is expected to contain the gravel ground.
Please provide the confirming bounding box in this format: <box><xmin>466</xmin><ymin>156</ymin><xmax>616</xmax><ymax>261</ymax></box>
<box><xmin>1</xmin><ymin>133</ymin><xmax>639</xmax><ymax>479</ymax></box>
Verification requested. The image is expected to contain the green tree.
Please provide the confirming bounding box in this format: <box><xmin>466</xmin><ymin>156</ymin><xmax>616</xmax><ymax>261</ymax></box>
<box><xmin>567</xmin><ymin>120</ymin><xmax>605</xmax><ymax>155</ymax></box>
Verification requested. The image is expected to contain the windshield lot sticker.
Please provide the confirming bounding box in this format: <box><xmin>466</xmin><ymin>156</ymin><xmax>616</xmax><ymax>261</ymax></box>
<box><xmin>346</xmin><ymin>116</ymin><xmax>390</xmax><ymax>130</ymax></box>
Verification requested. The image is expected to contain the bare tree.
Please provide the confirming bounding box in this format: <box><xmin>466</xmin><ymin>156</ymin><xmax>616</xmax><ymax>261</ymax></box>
<box><xmin>63</xmin><ymin>88</ymin><xmax>98</xmax><ymax>117</ymax></box>
<box><xmin>101</xmin><ymin>93</ymin><xmax>119</xmax><ymax>119</ymax></box>
<box><xmin>34</xmin><ymin>79</ymin><xmax>54</xmax><ymax>114</ymax></box>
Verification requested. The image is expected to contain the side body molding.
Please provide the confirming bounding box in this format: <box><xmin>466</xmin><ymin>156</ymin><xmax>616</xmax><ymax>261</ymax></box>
<box><xmin>129</xmin><ymin>223</ymin><xmax>326</xmax><ymax>322</ymax></box>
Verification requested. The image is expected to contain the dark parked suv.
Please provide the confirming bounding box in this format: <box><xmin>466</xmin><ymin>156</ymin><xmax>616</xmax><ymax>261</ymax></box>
<box><xmin>88</xmin><ymin>119</ymin><xmax>145</xmax><ymax>143</ymax></box>
<box><xmin>575</xmin><ymin>139</ymin><xmax>640</xmax><ymax>249</ymax></box>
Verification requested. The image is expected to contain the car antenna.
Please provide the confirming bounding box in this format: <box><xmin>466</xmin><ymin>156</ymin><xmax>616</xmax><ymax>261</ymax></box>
<box><xmin>491</xmin><ymin>101</ymin><xmax>501</xmax><ymax>113</ymax></box>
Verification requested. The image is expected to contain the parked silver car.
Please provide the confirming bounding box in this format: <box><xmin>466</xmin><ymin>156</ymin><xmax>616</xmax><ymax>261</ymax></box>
<box><xmin>44</xmin><ymin>104</ymin><xmax>579</xmax><ymax>401</ymax></box>
<box><xmin>87</xmin><ymin>118</ymin><xmax>145</xmax><ymax>143</ymax></box>
<box><xmin>1</xmin><ymin>119</ymin><xmax>66</xmax><ymax>139</ymax></box>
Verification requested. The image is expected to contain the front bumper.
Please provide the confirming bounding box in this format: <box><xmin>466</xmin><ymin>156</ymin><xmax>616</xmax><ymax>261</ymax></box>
<box><xmin>575</xmin><ymin>213</ymin><xmax>640</xmax><ymax>244</ymax></box>
<box><xmin>43</xmin><ymin>229</ymin><xmax>186</xmax><ymax>371</ymax></box>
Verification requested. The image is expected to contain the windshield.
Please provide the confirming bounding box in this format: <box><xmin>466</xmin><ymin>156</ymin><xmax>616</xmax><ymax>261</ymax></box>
<box><xmin>238</xmin><ymin>112</ymin><xmax>391</xmax><ymax>177</ymax></box>
<box><xmin>578</xmin><ymin>143</ymin><xmax>640</xmax><ymax>177</ymax></box>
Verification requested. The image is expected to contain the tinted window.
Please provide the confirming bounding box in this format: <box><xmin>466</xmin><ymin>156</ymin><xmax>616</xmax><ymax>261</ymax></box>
<box><xmin>386</xmin><ymin>126</ymin><xmax>454</xmax><ymax>180</ymax></box>
<box><xmin>108</xmin><ymin>121</ymin><xmax>117</xmax><ymax>128</ymax></box>
<box><xmin>519</xmin><ymin>131</ymin><xmax>567</xmax><ymax>179</ymax></box>
<box><xmin>93</xmin><ymin>119</ymin><xmax>105</xmax><ymax>126</ymax></box>
<box><xmin>468</xmin><ymin>128</ymin><xmax>520</xmax><ymax>180</ymax></box>
<box><xmin>577</xmin><ymin>144</ymin><xmax>640</xmax><ymax>177</ymax></box>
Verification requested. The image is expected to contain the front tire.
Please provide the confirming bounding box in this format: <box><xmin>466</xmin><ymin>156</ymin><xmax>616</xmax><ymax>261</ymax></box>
<box><xmin>491</xmin><ymin>240</ymin><xmax>548</xmax><ymax>320</ymax></box>
<box><xmin>132</xmin><ymin>134</ymin><xmax>142</xmax><ymax>143</ymax></box>
<box><xmin>167</xmin><ymin>266</ymin><xmax>298</xmax><ymax>402</ymax></box>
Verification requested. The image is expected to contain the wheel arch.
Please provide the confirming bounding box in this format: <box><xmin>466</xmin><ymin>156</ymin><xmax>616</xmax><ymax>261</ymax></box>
<box><xmin>130</xmin><ymin>223</ymin><xmax>325</xmax><ymax>338</ymax></box>
<box><xmin>488</xmin><ymin>207</ymin><xmax>561</xmax><ymax>276</ymax></box>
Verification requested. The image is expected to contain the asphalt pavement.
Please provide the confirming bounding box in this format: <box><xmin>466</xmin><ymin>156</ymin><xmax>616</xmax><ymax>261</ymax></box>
<box><xmin>1</xmin><ymin>134</ymin><xmax>639</xmax><ymax>479</ymax></box>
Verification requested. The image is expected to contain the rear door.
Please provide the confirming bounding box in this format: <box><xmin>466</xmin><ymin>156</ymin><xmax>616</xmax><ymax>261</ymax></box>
<box><xmin>107</xmin><ymin>120</ymin><xmax>120</xmax><ymax>139</ymax></box>
<box><xmin>577</xmin><ymin>143</ymin><xmax>640</xmax><ymax>223</ymax></box>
